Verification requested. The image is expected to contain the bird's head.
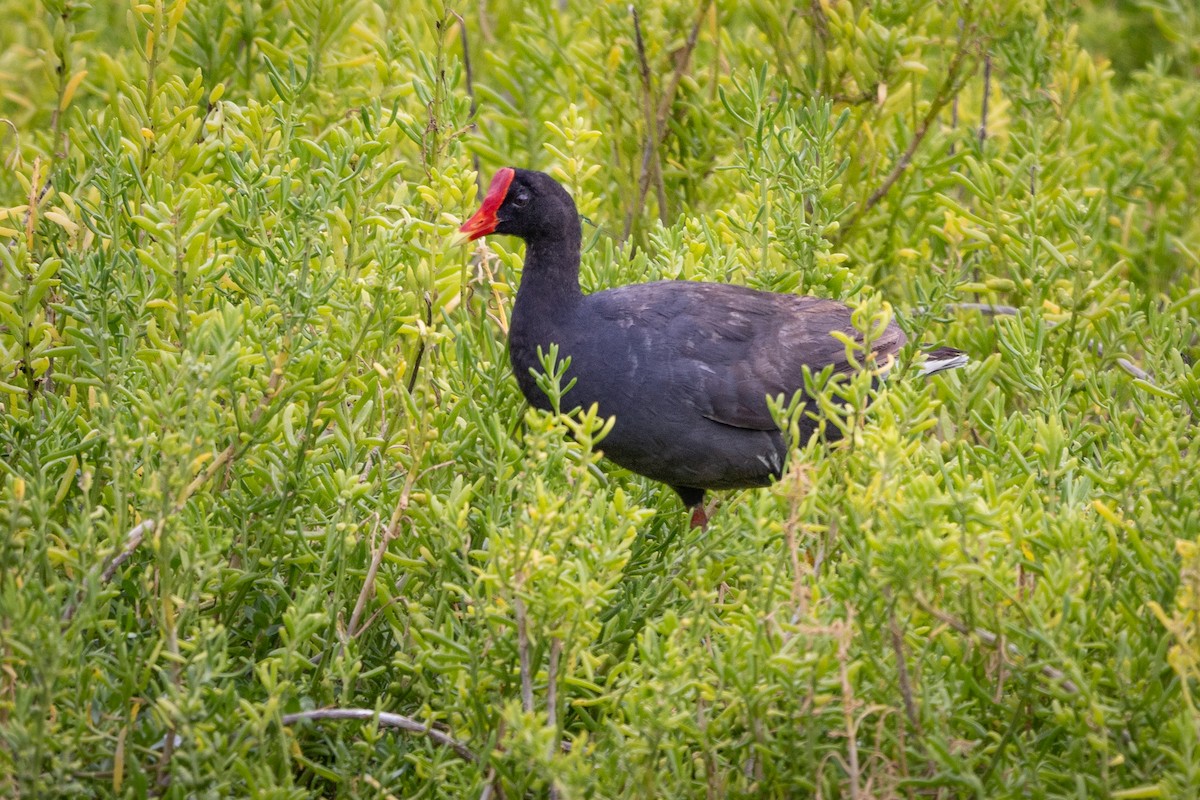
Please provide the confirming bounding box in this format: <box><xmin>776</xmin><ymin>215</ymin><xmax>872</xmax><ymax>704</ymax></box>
<box><xmin>458</xmin><ymin>168</ymin><xmax>578</xmax><ymax>244</ymax></box>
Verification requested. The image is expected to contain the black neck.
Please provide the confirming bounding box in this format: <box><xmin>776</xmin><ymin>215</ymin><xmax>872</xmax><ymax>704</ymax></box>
<box><xmin>517</xmin><ymin>228</ymin><xmax>584</xmax><ymax>309</ymax></box>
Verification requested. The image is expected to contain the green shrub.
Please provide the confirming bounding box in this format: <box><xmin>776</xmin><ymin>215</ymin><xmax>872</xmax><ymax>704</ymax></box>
<box><xmin>1</xmin><ymin>0</ymin><xmax>1198</xmax><ymax>796</ymax></box>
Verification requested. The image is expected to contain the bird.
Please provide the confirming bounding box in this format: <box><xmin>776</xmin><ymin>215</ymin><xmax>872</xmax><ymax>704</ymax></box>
<box><xmin>459</xmin><ymin>168</ymin><xmax>967</xmax><ymax>527</ymax></box>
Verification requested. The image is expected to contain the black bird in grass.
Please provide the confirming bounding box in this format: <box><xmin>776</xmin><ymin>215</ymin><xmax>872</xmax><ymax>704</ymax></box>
<box><xmin>460</xmin><ymin>168</ymin><xmax>967</xmax><ymax>527</ymax></box>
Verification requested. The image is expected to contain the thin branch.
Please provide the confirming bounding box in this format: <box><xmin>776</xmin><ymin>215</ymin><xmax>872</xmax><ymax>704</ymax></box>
<box><xmin>622</xmin><ymin>1</ymin><xmax>713</xmax><ymax>242</ymax></box>
<box><xmin>1116</xmin><ymin>357</ymin><xmax>1151</xmax><ymax>382</ymax></box>
<box><xmin>979</xmin><ymin>52</ymin><xmax>992</xmax><ymax>147</ymax></box>
<box><xmin>282</xmin><ymin>708</ymin><xmax>476</xmax><ymax>762</ymax></box>
<box><xmin>343</xmin><ymin>458</ymin><xmax>451</xmax><ymax>653</ymax></box>
<box><xmin>514</xmin><ymin>596</ymin><xmax>534</xmax><ymax>713</ymax></box>
<box><xmin>836</xmin><ymin>618</ymin><xmax>861</xmax><ymax>800</ymax></box>
<box><xmin>452</xmin><ymin>12</ymin><xmax>482</xmax><ymax>192</ymax></box>
<box><xmin>100</xmin><ymin>519</ymin><xmax>159</xmax><ymax>583</ymax></box>
<box><xmin>918</xmin><ymin>601</ymin><xmax>1079</xmax><ymax>694</ymax></box>
<box><xmin>63</xmin><ymin>517</ymin><xmax>160</xmax><ymax>621</ymax></box>
<box><xmin>626</xmin><ymin>5</ymin><xmax>668</xmax><ymax>239</ymax></box>
<box><xmin>885</xmin><ymin>592</ymin><xmax>922</xmax><ymax>735</ymax></box>
<box><xmin>354</xmin><ymin>578</ymin><xmax>409</xmax><ymax>641</ymax></box>
<box><xmin>407</xmin><ymin>293</ymin><xmax>434</xmax><ymax>393</ymax></box>
<box><xmin>346</xmin><ymin>515</ymin><xmax>388</xmax><ymax>640</ymax></box>
<box><xmin>546</xmin><ymin>637</ymin><xmax>562</xmax><ymax>730</ymax></box>
<box><xmin>654</xmin><ymin>0</ymin><xmax>714</xmax><ymax>139</ymax></box>
<box><xmin>548</xmin><ymin>636</ymin><xmax>562</xmax><ymax>800</ymax></box>
<box><xmin>839</xmin><ymin>26</ymin><xmax>977</xmax><ymax>240</ymax></box>
<box><xmin>943</xmin><ymin>302</ymin><xmax>1020</xmax><ymax>316</ymax></box>
<box><xmin>782</xmin><ymin>464</ymin><xmax>812</xmax><ymax>624</ymax></box>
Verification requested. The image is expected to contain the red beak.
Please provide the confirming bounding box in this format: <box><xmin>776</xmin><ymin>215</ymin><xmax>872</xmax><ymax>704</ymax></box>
<box><xmin>459</xmin><ymin>168</ymin><xmax>515</xmax><ymax>240</ymax></box>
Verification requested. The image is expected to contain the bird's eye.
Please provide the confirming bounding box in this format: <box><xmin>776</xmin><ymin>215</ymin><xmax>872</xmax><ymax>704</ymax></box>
<box><xmin>510</xmin><ymin>191</ymin><xmax>530</xmax><ymax>208</ymax></box>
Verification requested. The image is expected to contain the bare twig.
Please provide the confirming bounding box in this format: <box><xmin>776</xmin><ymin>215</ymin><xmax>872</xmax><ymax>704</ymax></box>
<box><xmin>65</xmin><ymin>355</ymin><xmax>288</xmax><ymax>623</ymax></box>
<box><xmin>885</xmin><ymin>592</ymin><xmax>922</xmax><ymax>735</ymax></box>
<box><xmin>782</xmin><ymin>464</ymin><xmax>812</xmax><ymax>624</ymax></box>
<box><xmin>514</xmin><ymin>596</ymin><xmax>534</xmax><ymax>713</ymax></box>
<box><xmin>836</xmin><ymin>617</ymin><xmax>861</xmax><ymax>800</ymax></box>
<box><xmin>63</xmin><ymin>517</ymin><xmax>160</xmax><ymax>621</ymax></box>
<box><xmin>949</xmin><ymin>91</ymin><xmax>959</xmax><ymax>158</ymax></box>
<box><xmin>451</xmin><ymin>12</ymin><xmax>482</xmax><ymax>191</ymax></box>
<box><xmin>1116</xmin><ymin>357</ymin><xmax>1151</xmax><ymax>382</ymax></box>
<box><xmin>627</xmin><ymin>5</ymin><xmax>669</xmax><ymax>239</ymax></box>
<box><xmin>342</xmin><ymin>457</ymin><xmax>452</xmax><ymax>657</ymax></box>
<box><xmin>353</xmin><ymin>578</ymin><xmax>409</xmax><ymax>643</ymax></box>
<box><xmin>917</xmin><ymin>601</ymin><xmax>1079</xmax><ymax>694</ymax></box>
<box><xmin>624</xmin><ymin>1</ymin><xmax>713</xmax><ymax>241</ymax></box>
<box><xmin>100</xmin><ymin>519</ymin><xmax>159</xmax><ymax>583</ymax></box>
<box><xmin>546</xmin><ymin>637</ymin><xmax>562</xmax><ymax>730</ymax></box>
<box><xmin>547</xmin><ymin>637</ymin><xmax>562</xmax><ymax>800</ymax></box>
<box><xmin>979</xmin><ymin>53</ymin><xmax>992</xmax><ymax>147</ymax></box>
<box><xmin>282</xmin><ymin>708</ymin><xmax>476</xmax><ymax>762</ymax></box>
<box><xmin>839</xmin><ymin>26</ymin><xmax>976</xmax><ymax>240</ymax></box>
<box><xmin>155</xmin><ymin>720</ymin><xmax>176</xmax><ymax>790</ymax></box>
<box><xmin>943</xmin><ymin>302</ymin><xmax>1020</xmax><ymax>316</ymax></box>
<box><xmin>654</xmin><ymin>0</ymin><xmax>714</xmax><ymax>139</ymax></box>
<box><xmin>346</xmin><ymin>515</ymin><xmax>388</xmax><ymax>641</ymax></box>
<box><xmin>407</xmin><ymin>293</ymin><xmax>434</xmax><ymax>393</ymax></box>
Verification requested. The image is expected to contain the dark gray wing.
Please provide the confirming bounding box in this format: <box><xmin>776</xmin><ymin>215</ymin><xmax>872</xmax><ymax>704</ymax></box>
<box><xmin>595</xmin><ymin>282</ymin><xmax>906</xmax><ymax>432</ymax></box>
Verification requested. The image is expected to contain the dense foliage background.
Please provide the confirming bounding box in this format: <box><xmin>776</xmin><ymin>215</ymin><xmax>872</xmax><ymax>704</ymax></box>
<box><xmin>2</xmin><ymin>0</ymin><xmax>1199</xmax><ymax>796</ymax></box>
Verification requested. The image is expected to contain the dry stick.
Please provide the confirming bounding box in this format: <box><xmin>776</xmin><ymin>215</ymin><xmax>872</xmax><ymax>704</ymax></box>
<box><xmin>452</xmin><ymin>12</ymin><xmax>482</xmax><ymax>192</ymax></box>
<box><xmin>884</xmin><ymin>592</ymin><xmax>923</xmax><ymax>736</ymax></box>
<box><xmin>969</xmin><ymin>50</ymin><xmax>993</xmax><ymax>290</ymax></box>
<box><xmin>948</xmin><ymin>17</ymin><xmax>964</xmax><ymax>160</ymax></box>
<box><xmin>918</xmin><ymin>601</ymin><xmax>1080</xmax><ymax>694</ymax></box>
<box><xmin>546</xmin><ymin>637</ymin><xmax>562</xmax><ymax>731</ymax></box>
<box><xmin>281</xmin><ymin>708</ymin><xmax>476</xmax><ymax>762</ymax></box>
<box><xmin>100</xmin><ymin>519</ymin><xmax>159</xmax><ymax>583</ymax></box>
<box><xmin>949</xmin><ymin>95</ymin><xmax>959</xmax><ymax>158</ymax></box>
<box><xmin>1116</xmin><ymin>357</ymin><xmax>1151</xmax><ymax>382</ymax></box>
<box><xmin>480</xmin><ymin>766</ymin><xmax>509</xmax><ymax>800</ymax></box>
<box><xmin>627</xmin><ymin>5</ymin><xmax>668</xmax><ymax>240</ymax></box>
<box><xmin>783</xmin><ymin>465</ymin><xmax>811</xmax><ymax>624</ymax></box>
<box><xmin>943</xmin><ymin>302</ymin><xmax>1019</xmax><ymax>316</ymax></box>
<box><xmin>547</xmin><ymin>637</ymin><xmax>563</xmax><ymax>800</ymax></box>
<box><xmin>513</xmin><ymin>596</ymin><xmax>534</xmax><ymax>714</ymax></box>
<box><xmin>836</xmin><ymin>618</ymin><xmax>861</xmax><ymax>800</ymax></box>
<box><xmin>343</xmin><ymin>459</ymin><xmax>452</xmax><ymax>652</ymax></box>
<box><xmin>624</xmin><ymin>0</ymin><xmax>712</xmax><ymax>241</ymax></box>
<box><xmin>345</xmin><ymin>515</ymin><xmax>389</xmax><ymax>643</ymax></box>
<box><xmin>839</xmin><ymin>29</ymin><xmax>975</xmax><ymax>241</ymax></box>
<box><xmin>708</xmin><ymin>3</ymin><xmax>720</xmax><ymax>103</ymax></box>
<box><xmin>407</xmin><ymin>294</ymin><xmax>434</xmax><ymax>393</ymax></box>
<box><xmin>979</xmin><ymin>53</ymin><xmax>992</xmax><ymax>147</ymax></box>
<box><xmin>347</xmin><ymin>467</ymin><xmax>419</xmax><ymax>638</ymax></box>
<box><xmin>654</xmin><ymin>0</ymin><xmax>714</xmax><ymax>140</ymax></box>
<box><xmin>65</xmin><ymin>355</ymin><xmax>288</xmax><ymax>624</ymax></box>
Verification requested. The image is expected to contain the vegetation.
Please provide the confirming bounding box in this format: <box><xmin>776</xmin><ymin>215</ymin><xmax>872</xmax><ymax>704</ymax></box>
<box><xmin>2</xmin><ymin>0</ymin><xmax>1199</xmax><ymax>796</ymax></box>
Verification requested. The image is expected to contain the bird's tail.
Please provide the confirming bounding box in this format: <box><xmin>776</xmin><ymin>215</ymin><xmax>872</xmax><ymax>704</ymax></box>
<box><xmin>917</xmin><ymin>346</ymin><xmax>969</xmax><ymax>376</ymax></box>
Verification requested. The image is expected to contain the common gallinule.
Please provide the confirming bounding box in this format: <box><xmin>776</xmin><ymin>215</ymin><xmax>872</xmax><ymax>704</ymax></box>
<box><xmin>460</xmin><ymin>168</ymin><xmax>967</xmax><ymax>527</ymax></box>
